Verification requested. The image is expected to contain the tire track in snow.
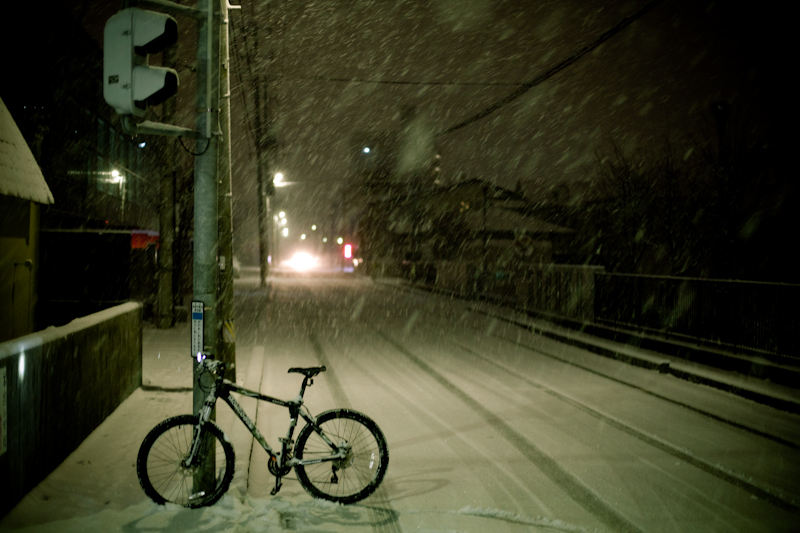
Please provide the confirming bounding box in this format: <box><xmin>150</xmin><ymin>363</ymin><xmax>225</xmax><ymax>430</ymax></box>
<box><xmin>309</xmin><ymin>332</ymin><xmax>350</xmax><ymax>409</ymax></box>
<box><xmin>377</xmin><ymin>330</ymin><xmax>646</xmax><ymax>533</ymax></box>
<box><xmin>452</xmin><ymin>340</ymin><xmax>800</xmax><ymax>515</ymax></box>
<box><xmin>355</xmin><ymin>328</ymin><xmax>564</xmax><ymax>520</ymax></box>
<box><xmin>308</xmin><ymin>332</ymin><xmax>404</xmax><ymax>533</ymax></box>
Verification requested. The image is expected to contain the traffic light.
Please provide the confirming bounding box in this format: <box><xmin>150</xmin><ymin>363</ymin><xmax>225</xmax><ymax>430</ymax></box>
<box><xmin>103</xmin><ymin>8</ymin><xmax>179</xmax><ymax>116</ymax></box>
<box><xmin>343</xmin><ymin>244</ymin><xmax>352</xmax><ymax>259</ymax></box>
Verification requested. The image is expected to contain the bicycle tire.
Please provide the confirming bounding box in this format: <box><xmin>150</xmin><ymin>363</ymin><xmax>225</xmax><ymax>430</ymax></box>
<box><xmin>294</xmin><ymin>409</ymin><xmax>389</xmax><ymax>504</ymax></box>
<box><xmin>137</xmin><ymin>415</ymin><xmax>235</xmax><ymax>508</ymax></box>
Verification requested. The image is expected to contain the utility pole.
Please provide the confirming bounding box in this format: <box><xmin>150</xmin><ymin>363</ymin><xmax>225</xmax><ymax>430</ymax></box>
<box><xmin>157</xmin><ymin>12</ymin><xmax>178</xmax><ymax>330</ymax></box>
<box><xmin>255</xmin><ymin>139</ymin><xmax>270</xmax><ymax>287</ymax></box>
<box><xmin>253</xmin><ymin>80</ymin><xmax>274</xmax><ymax>287</ymax></box>
<box><xmin>217</xmin><ymin>0</ymin><xmax>237</xmax><ymax>381</ymax></box>
<box><xmin>104</xmin><ymin>0</ymin><xmax>234</xmax><ymax>425</ymax></box>
<box><xmin>232</xmin><ymin>1</ymin><xmax>274</xmax><ymax>287</ymax></box>
<box><xmin>193</xmin><ymin>0</ymin><xmax>221</xmax><ymax>416</ymax></box>
<box><xmin>482</xmin><ymin>180</ymin><xmax>488</xmax><ymax>294</ymax></box>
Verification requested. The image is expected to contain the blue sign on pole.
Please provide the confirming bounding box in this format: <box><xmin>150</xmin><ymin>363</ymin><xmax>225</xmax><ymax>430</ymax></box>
<box><xmin>191</xmin><ymin>301</ymin><xmax>204</xmax><ymax>357</ymax></box>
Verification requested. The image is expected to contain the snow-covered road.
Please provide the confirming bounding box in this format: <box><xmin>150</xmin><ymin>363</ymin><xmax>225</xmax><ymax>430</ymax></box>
<box><xmin>3</xmin><ymin>275</ymin><xmax>799</xmax><ymax>532</ymax></box>
<box><xmin>235</xmin><ymin>276</ymin><xmax>800</xmax><ymax>532</ymax></box>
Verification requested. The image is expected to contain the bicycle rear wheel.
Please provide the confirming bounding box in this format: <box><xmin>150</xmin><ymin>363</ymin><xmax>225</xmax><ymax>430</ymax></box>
<box><xmin>137</xmin><ymin>415</ymin><xmax>235</xmax><ymax>508</ymax></box>
<box><xmin>294</xmin><ymin>409</ymin><xmax>389</xmax><ymax>504</ymax></box>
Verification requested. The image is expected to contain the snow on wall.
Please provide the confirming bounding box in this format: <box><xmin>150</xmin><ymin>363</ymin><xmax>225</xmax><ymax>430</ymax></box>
<box><xmin>0</xmin><ymin>97</ymin><xmax>54</xmax><ymax>205</ymax></box>
<box><xmin>0</xmin><ymin>302</ymin><xmax>141</xmax><ymax>362</ymax></box>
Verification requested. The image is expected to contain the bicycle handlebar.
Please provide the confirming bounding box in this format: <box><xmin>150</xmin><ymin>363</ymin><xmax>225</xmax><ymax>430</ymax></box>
<box><xmin>194</xmin><ymin>354</ymin><xmax>229</xmax><ymax>375</ymax></box>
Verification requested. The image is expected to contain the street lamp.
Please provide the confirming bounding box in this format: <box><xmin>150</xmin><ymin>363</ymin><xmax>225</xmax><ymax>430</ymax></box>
<box><xmin>273</xmin><ymin>172</ymin><xmax>296</xmax><ymax>188</ymax></box>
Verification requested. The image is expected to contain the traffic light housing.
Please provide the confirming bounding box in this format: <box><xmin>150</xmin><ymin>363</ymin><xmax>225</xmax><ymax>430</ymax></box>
<box><xmin>103</xmin><ymin>8</ymin><xmax>178</xmax><ymax>116</ymax></box>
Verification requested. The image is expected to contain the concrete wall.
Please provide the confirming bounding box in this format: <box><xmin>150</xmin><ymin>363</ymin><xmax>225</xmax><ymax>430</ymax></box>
<box><xmin>0</xmin><ymin>302</ymin><xmax>142</xmax><ymax>517</ymax></box>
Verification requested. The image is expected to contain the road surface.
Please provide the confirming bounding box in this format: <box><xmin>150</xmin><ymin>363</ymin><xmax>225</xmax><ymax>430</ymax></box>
<box><xmin>227</xmin><ymin>275</ymin><xmax>800</xmax><ymax>532</ymax></box>
<box><xmin>2</xmin><ymin>274</ymin><xmax>798</xmax><ymax>532</ymax></box>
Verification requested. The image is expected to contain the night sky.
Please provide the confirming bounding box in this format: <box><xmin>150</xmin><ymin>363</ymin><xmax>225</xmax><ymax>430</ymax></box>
<box><xmin>225</xmin><ymin>0</ymin><xmax>778</xmax><ymax>253</ymax></box>
<box><xmin>28</xmin><ymin>0</ymin><xmax>785</xmax><ymax>261</ymax></box>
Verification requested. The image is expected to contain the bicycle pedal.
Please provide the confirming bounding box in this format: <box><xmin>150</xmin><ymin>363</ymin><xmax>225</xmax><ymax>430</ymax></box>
<box><xmin>271</xmin><ymin>481</ymin><xmax>282</xmax><ymax>496</ymax></box>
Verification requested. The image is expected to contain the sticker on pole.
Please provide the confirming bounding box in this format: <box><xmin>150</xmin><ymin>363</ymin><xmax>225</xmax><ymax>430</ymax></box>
<box><xmin>223</xmin><ymin>319</ymin><xmax>235</xmax><ymax>343</ymax></box>
<box><xmin>191</xmin><ymin>301</ymin><xmax>204</xmax><ymax>358</ymax></box>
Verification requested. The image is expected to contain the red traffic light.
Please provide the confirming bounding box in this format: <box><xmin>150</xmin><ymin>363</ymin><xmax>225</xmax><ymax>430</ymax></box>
<box><xmin>343</xmin><ymin>244</ymin><xmax>352</xmax><ymax>259</ymax></box>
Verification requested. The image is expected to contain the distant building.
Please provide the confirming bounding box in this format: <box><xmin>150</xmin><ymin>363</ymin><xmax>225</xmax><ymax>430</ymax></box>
<box><xmin>0</xmin><ymin>97</ymin><xmax>55</xmax><ymax>342</ymax></box>
<box><xmin>346</xmin><ymin>110</ymin><xmax>442</xmax><ymax>263</ymax></box>
<box><xmin>398</xmin><ymin>178</ymin><xmax>573</xmax><ymax>270</ymax></box>
<box><xmin>1</xmin><ymin>3</ymin><xmax>166</xmax><ymax>328</ymax></box>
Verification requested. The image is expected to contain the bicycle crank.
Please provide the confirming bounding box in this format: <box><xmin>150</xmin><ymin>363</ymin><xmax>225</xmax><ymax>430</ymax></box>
<box><xmin>268</xmin><ymin>454</ymin><xmax>292</xmax><ymax>478</ymax></box>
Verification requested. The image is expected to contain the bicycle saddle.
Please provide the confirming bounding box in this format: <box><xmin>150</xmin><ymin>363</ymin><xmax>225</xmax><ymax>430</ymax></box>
<box><xmin>288</xmin><ymin>366</ymin><xmax>327</xmax><ymax>377</ymax></box>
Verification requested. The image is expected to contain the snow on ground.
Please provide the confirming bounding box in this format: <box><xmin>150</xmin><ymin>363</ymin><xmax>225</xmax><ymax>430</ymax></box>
<box><xmin>2</xmin><ymin>494</ymin><xmax>596</xmax><ymax>533</ymax></box>
<box><xmin>4</xmin><ymin>276</ymin><xmax>800</xmax><ymax>532</ymax></box>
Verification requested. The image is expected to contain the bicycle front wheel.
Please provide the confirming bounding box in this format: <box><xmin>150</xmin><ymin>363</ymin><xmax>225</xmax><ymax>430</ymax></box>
<box><xmin>136</xmin><ymin>415</ymin><xmax>235</xmax><ymax>508</ymax></box>
<box><xmin>294</xmin><ymin>409</ymin><xmax>389</xmax><ymax>504</ymax></box>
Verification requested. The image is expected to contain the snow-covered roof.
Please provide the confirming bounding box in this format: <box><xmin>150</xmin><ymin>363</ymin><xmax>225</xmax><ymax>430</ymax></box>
<box><xmin>0</xmin><ymin>97</ymin><xmax>54</xmax><ymax>205</ymax></box>
<box><xmin>473</xmin><ymin>206</ymin><xmax>573</xmax><ymax>234</ymax></box>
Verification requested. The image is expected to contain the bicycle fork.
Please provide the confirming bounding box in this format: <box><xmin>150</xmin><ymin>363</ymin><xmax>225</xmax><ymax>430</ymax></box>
<box><xmin>183</xmin><ymin>386</ymin><xmax>218</xmax><ymax>471</ymax></box>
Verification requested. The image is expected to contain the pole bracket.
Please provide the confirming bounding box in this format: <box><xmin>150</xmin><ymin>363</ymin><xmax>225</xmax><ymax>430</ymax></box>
<box><xmin>123</xmin><ymin>116</ymin><xmax>206</xmax><ymax>139</ymax></box>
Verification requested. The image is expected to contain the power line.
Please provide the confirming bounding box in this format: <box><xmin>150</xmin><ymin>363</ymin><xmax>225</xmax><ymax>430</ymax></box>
<box><xmin>230</xmin><ymin>10</ymin><xmax>260</xmax><ymax>156</ymax></box>
<box><xmin>230</xmin><ymin>24</ymin><xmax>256</xmax><ymax>152</ymax></box>
<box><xmin>437</xmin><ymin>0</ymin><xmax>668</xmax><ymax>137</ymax></box>
<box><xmin>289</xmin><ymin>75</ymin><xmax>525</xmax><ymax>87</ymax></box>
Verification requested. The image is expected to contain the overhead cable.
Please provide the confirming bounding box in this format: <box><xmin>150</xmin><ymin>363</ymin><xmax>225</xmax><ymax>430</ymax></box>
<box><xmin>437</xmin><ymin>0</ymin><xmax>667</xmax><ymax>136</ymax></box>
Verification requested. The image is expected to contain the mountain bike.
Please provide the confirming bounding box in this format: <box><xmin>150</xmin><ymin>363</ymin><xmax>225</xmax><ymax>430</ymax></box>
<box><xmin>136</xmin><ymin>356</ymin><xmax>389</xmax><ymax>508</ymax></box>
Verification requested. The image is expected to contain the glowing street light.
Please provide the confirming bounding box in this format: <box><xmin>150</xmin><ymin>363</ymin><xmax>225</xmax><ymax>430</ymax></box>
<box><xmin>108</xmin><ymin>169</ymin><xmax>125</xmax><ymax>185</ymax></box>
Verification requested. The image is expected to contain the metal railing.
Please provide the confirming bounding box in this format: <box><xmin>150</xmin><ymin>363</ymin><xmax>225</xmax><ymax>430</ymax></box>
<box><xmin>386</xmin><ymin>260</ymin><xmax>799</xmax><ymax>358</ymax></box>
<box><xmin>595</xmin><ymin>273</ymin><xmax>799</xmax><ymax>358</ymax></box>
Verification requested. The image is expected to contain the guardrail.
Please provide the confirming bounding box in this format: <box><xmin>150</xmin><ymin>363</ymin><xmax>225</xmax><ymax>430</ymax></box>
<box><xmin>517</xmin><ymin>264</ymin><xmax>605</xmax><ymax>322</ymax></box>
<box><xmin>595</xmin><ymin>273</ymin><xmax>799</xmax><ymax>358</ymax></box>
<box><xmin>388</xmin><ymin>260</ymin><xmax>798</xmax><ymax>359</ymax></box>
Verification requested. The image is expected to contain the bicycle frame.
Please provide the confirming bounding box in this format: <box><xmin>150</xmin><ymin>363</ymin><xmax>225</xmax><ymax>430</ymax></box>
<box><xmin>137</xmin><ymin>358</ymin><xmax>389</xmax><ymax>506</ymax></box>
<box><xmin>187</xmin><ymin>362</ymin><xmax>345</xmax><ymax>472</ymax></box>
